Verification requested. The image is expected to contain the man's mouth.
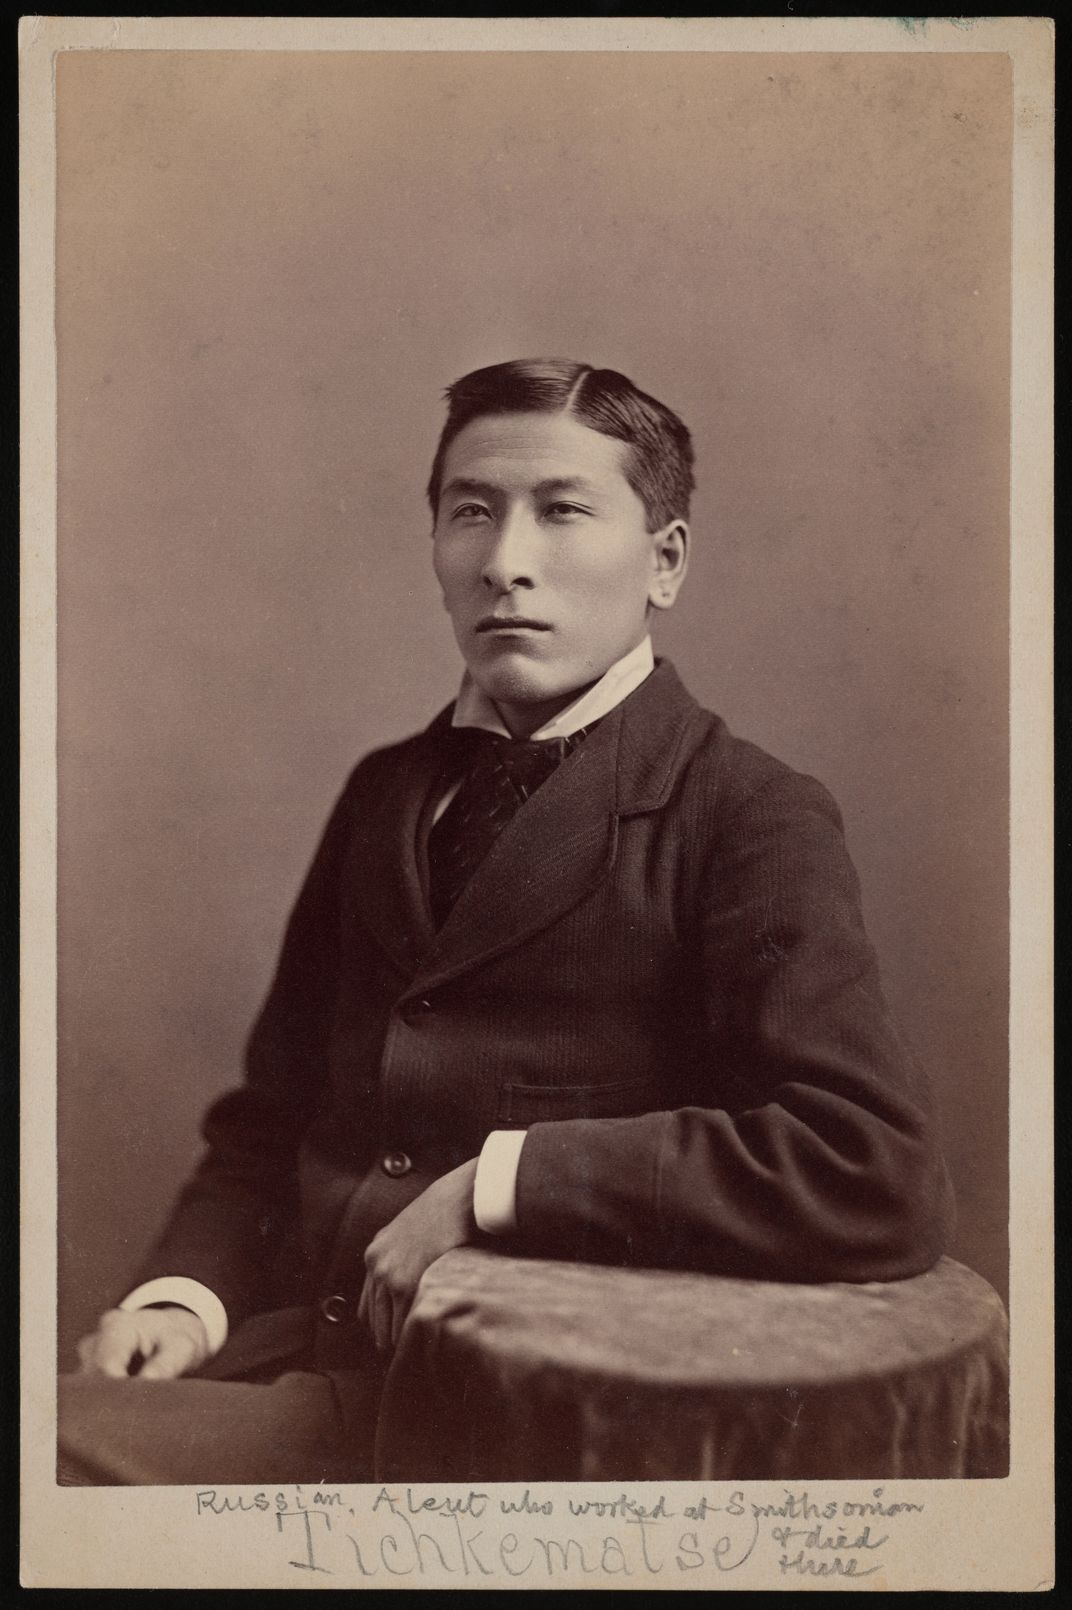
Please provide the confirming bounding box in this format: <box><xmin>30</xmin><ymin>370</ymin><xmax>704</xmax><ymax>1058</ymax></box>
<box><xmin>475</xmin><ymin>616</ymin><xmax>552</xmax><ymax>634</ymax></box>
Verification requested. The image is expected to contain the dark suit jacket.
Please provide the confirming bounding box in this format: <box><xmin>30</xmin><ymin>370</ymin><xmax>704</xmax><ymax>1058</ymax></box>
<box><xmin>135</xmin><ymin>658</ymin><xmax>954</xmax><ymax>1384</ymax></box>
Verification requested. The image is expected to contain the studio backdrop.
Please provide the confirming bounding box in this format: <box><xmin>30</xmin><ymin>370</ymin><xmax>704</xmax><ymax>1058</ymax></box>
<box><xmin>55</xmin><ymin>49</ymin><xmax>1011</xmax><ymax>1362</ymax></box>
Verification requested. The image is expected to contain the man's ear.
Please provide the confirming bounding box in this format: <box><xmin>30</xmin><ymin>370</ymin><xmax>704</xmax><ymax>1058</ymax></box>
<box><xmin>647</xmin><ymin>521</ymin><xmax>689</xmax><ymax>611</ymax></box>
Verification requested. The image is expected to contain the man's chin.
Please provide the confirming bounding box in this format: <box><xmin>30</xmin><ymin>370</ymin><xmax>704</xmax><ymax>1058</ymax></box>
<box><xmin>467</xmin><ymin>660</ymin><xmax>580</xmax><ymax>708</ymax></box>
<box><xmin>481</xmin><ymin>683</ymin><xmax>565</xmax><ymax>715</ymax></box>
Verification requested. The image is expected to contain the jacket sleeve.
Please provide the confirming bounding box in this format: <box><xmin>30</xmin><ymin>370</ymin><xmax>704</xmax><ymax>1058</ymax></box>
<box><xmin>513</xmin><ymin>768</ymin><xmax>956</xmax><ymax>1282</ymax></box>
<box><xmin>125</xmin><ymin>768</ymin><xmax>362</xmax><ymax>1330</ymax></box>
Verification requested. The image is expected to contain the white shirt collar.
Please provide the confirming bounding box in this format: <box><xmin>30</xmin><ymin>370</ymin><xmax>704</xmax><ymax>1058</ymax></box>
<box><xmin>451</xmin><ymin>635</ymin><xmax>655</xmax><ymax>742</ymax></box>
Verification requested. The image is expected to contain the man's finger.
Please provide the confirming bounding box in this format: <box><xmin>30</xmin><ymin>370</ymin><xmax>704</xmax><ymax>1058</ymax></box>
<box><xmin>390</xmin><ymin>1284</ymin><xmax>413</xmax><ymax>1346</ymax></box>
<box><xmin>138</xmin><ymin>1331</ymin><xmax>198</xmax><ymax>1381</ymax></box>
<box><xmin>357</xmin><ymin>1279</ymin><xmax>372</xmax><ymax>1333</ymax></box>
<box><xmin>358</xmin><ymin>1273</ymin><xmax>383</xmax><ymax>1343</ymax></box>
<box><xmin>86</xmin><ymin>1310</ymin><xmax>141</xmax><ymax>1376</ymax></box>
<box><xmin>88</xmin><ymin>1319</ymin><xmax>140</xmax><ymax>1378</ymax></box>
<box><xmin>76</xmin><ymin>1333</ymin><xmax>100</xmax><ymax>1371</ymax></box>
<box><xmin>372</xmin><ymin>1283</ymin><xmax>394</xmax><ymax>1353</ymax></box>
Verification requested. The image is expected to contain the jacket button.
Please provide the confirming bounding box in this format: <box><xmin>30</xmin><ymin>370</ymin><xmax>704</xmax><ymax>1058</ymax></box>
<box><xmin>382</xmin><ymin>1151</ymin><xmax>412</xmax><ymax>1178</ymax></box>
<box><xmin>406</xmin><ymin>997</ymin><xmax>434</xmax><ymax>1020</ymax></box>
<box><xmin>320</xmin><ymin>1293</ymin><xmax>349</xmax><ymax>1324</ymax></box>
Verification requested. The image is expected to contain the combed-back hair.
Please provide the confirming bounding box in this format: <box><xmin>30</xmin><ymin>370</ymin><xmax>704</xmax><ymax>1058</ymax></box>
<box><xmin>427</xmin><ymin>358</ymin><xmax>695</xmax><ymax>531</ymax></box>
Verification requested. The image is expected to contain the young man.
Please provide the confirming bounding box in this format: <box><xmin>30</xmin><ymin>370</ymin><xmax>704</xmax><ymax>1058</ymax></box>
<box><xmin>60</xmin><ymin>358</ymin><xmax>954</xmax><ymax>1484</ymax></box>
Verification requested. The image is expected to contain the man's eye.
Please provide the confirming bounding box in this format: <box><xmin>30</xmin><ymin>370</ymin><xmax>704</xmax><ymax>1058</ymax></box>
<box><xmin>452</xmin><ymin>504</ymin><xmax>490</xmax><ymax>521</ymax></box>
<box><xmin>544</xmin><ymin>503</ymin><xmax>589</xmax><ymax>521</ymax></box>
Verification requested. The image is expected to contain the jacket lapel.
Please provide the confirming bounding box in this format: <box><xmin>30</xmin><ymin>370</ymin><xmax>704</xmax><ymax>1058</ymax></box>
<box><xmin>400</xmin><ymin>659</ymin><xmax>707</xmax><ymax>999</ymax></box>
<box><xmin>411</xmin><ymin>716</ymin><xmax>620</xmax><ymax>995</ymax></box>
<box><xmin>349</xmin><ymin>709</ymin><xmax>452</xmax><ymax>978</ymax></box>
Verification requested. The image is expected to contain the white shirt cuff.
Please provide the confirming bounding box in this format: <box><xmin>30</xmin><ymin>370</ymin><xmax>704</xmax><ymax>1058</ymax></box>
<box><xmin>119</xmin><ymin>1277</ymin><xmax>229</xmax><ymax>1357</ymax></box>
<box><xmin>474</xmin><ymin>1129</ymin><xmax>528</xmax><ymax>1234</ymax></box>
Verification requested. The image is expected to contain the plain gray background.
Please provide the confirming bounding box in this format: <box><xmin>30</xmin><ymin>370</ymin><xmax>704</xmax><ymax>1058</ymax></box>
<box><xmin>56</xmin><ymin>50</ymin><xmax>1011</xmax><ymax>1362</ymax></box>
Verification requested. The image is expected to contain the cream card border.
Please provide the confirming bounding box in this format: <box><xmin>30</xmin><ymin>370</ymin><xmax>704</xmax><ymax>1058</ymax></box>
<box><xmin>20</xmin><ymin>15</ymin><xmax>1053</xmax><ymax>1591</ymax></box>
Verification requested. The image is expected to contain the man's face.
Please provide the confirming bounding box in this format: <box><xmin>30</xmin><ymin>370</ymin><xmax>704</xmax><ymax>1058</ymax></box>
<box><xmin>432</xmin><ymin>411</ymin><xmax>687</xmax><ymax>734</ymax></box>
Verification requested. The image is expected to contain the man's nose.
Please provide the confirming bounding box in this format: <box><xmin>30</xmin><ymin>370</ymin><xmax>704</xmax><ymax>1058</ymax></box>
<box><xmin>481</xmin><ymin>510</ymin><xmax>538</xmax><ymax>591</ymax></box>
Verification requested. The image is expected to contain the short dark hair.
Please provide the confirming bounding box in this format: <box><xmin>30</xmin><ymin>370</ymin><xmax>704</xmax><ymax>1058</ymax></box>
<box><xmin>427</xmin><ymin>358</ymin><xmax>695</xmax><ymax>531</ymax></box>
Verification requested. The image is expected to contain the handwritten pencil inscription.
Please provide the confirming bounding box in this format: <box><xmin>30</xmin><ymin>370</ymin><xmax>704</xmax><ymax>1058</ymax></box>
<box><xmin>193</xmin><ymin>1482</ymin><xmax>924</xmax><ymax>1583</ymax></box>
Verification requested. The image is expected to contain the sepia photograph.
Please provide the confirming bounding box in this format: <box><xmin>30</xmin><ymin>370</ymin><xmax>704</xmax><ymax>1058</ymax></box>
<box><xmin>22</xmin><ymin>14</ymin><xmax>1051</xmax><ymax>1591</ymax></box>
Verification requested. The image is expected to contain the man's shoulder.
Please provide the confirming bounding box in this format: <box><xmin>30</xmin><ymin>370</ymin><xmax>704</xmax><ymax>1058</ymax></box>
<box><xmin>335</xmin><ymin>703</ymin><xmax>455</xmax><ymax>791</ymax></box>
<box><xmin>669</xmin><ymin>688</ymin><xmax>843</xmax><ymax>836</ymax></box>
<box><xmin>690</xmin><ymin>715</ymin><xmax>824</xmax><ymax>793</ymax></box>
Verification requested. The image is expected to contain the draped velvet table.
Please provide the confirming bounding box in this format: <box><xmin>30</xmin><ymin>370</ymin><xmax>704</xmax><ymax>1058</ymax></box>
<box><xmin>375</xmin><ymin>1250</ymin><xmax>1008</xmax><ymax>1482</ymax></box>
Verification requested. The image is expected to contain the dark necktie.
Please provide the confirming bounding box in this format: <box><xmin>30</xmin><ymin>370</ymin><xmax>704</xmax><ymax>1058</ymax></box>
<box><xmin>427</xmin><ymin>724</ymin><xmax>596</xmax><ymax>928</ymax></box>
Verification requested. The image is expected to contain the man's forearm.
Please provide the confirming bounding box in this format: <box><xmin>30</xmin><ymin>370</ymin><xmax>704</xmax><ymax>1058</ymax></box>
<box><xmin>121</xmin><ymin>1138</ymin><xmax>525</xmax><ymax>1357</ymax></box>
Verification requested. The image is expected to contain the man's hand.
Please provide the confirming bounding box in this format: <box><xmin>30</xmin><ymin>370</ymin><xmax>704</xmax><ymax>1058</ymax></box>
<box><xmin>75</xmin><ymin>1305</ymin><xmax>211</xmax><ymax>1381</ymax></box>
<box><xmin>358</xmin><ymin>1158</ymin><xmax>480</xmax><ymax>1352</ymax></box>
